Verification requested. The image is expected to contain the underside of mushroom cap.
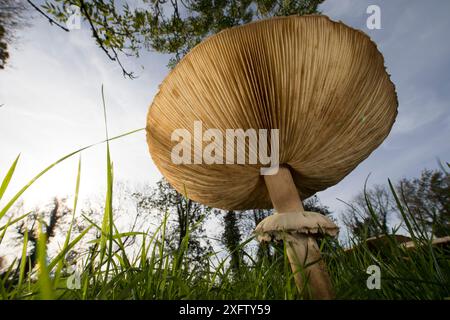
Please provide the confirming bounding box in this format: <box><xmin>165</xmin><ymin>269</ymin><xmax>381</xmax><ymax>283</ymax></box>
<box><xmin>146</xmin><ymin>15</ymin><xmax>398</xmax><ymax>210</ymax></box>
<box><xmin>254</xmin><ymin>212</ymin><xmax>339</xmax><ymax>242</ymax></box>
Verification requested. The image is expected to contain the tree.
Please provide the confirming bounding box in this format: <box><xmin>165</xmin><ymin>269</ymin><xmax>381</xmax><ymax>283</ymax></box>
<box><xmin>136</xmin><ymin>178</ymin><xmax>213</xmax><ymax>267</ymax></box>
<box><xmin>36</xmin><ymin>0</ymin><xmax>325</xmax><ymax>76</ymax></box>
<box><xmin>12</xmin><ymin>198</ymin><xmax>71</xmax><ymax>279</ymax></box>
<box><xmin>343</xmin><ymin>167</ymin><xmax>450</xmax><ymax>239</ymax></box>
<box><xmin>398</xmin><ymin>169</ymin><xmax>450</xmax><ymax>237</ymax></box>
<box><xmin>0</xmin><ymin>0</ymin><xmax>27</xmax><ymax>69</ymax></box>
<box><xmin>221</xmin><ymin>210</ymin><xmax>243</xmax><ymax>272</ymax></box>
<box><xmin>342</xmin><ymin>184</ymin><xmax>394</xmax><ymax>239</ymax></box>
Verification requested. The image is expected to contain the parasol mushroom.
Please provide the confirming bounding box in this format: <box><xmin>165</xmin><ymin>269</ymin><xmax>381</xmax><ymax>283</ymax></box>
<box><xmin>146</xmin><ymin>15</ymin><xmax>398</xmax><ymax>299</ymax></box>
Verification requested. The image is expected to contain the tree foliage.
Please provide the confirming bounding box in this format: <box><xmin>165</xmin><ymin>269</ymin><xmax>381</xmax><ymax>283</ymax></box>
<box><xmin>221</xmin><ymin>210</ymin><xmax>243</xmax><ymax>272</ymax></box>
<box><xmin>39</xmin><ymin>0</ymin><xmax>325</xmax><ymax>75</ymax></box>
<box><xmin>343</xmin><ymin>167</ymin><xmax>450</xmax><ymax>239</ymax></box>
<box><xmin>342</xmin><ymin>184</ymin><xmax>393</xmax><ymax>239</ymax></box>
<box><xmin>398</xmin><ymin>168</ymin><xmax>449</xmax><ymax>237</ymax></box>
<box><xmin>0</xmin><ymin>0</ymin><xmax>27</xmax><ymax>69</ymax></box>
<box><xmin>132</xmin><ymin>178</ymin><xmax>213</xmax><ymax>267</ymax></box>
<box><xmin>2</xmin><ymin>198</ymin><xmax>71</xmax><ymax>280</ymax></box>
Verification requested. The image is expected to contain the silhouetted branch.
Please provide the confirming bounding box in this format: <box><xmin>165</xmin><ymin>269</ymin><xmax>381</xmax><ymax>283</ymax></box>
<box><xmin>79</xmin><ymin>0</ymin><xmax>135</xmax><ymax>78</ymax></box>
<box><xmin>27</xmin><ymin>0</ymin><xmax>69</xmax><ymax>32</ymax></box>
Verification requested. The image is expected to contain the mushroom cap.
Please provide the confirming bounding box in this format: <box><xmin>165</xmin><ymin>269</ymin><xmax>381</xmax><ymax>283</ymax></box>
<box><xmin>146</xmin><ymin>15</ymin><xmax>398</xmax><ymax>210</ymax></box>
<box><xmin>254</xmin><ymin>212</ymin><xmax>339</xmax><ymax>242</ymax></box>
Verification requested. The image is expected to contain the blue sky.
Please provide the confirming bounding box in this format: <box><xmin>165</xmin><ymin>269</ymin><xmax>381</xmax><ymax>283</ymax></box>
<box><xmin>0</xmin><ymin>0</ymin><xmax>449</xmax><ymax>228</ymax></box>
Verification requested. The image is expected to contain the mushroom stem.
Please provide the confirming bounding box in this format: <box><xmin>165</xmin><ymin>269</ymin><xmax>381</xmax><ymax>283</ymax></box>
<box><xmin>263</xmin><ymin>167</ymin><xmax>334</xmax><ymax>299</ymax></box>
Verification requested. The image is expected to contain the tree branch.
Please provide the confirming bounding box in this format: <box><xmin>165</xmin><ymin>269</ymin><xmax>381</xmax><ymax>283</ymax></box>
<box><xmin>27</xmin><ymin>0</ymin><xmax>69</xmax><ymax>32</ymax></box>
<box><xmin>78</xmin><ymin>0</ymin><xmax>134</xmax><ymax>78</ymax></box>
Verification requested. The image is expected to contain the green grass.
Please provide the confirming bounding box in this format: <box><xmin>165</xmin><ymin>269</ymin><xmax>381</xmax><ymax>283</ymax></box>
<box><xmin>325</xmin><ymin>235</ymin><xmax>450</xmax><ymax>299</ymax></box>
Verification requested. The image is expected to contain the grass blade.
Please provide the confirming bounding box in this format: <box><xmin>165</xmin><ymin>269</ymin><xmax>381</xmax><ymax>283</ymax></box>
<box><xmin>54</xmin><ymin>156</ymin><xmax>82</xmax><ymax>282</ymax></box>
<box><xmin>18</xmin><ymin>227</ymin><xmax>29</xmax><ymax>288</ymax></box>
<box><xmin>0</xmin><ymin>154</ymin><xmax>20</xmax><ymax>202</ymax></box>
<box><xmin>37</xmin><ymin>219</ymin><xmax>54</xmax><ymax>300</ymax></box>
